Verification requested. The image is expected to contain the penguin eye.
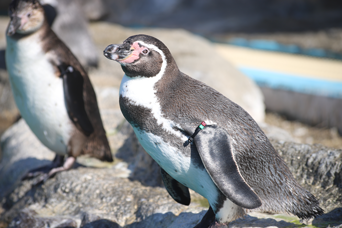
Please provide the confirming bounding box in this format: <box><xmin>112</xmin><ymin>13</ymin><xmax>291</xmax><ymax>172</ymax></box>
<box><xmin>141</xmin><ymin>49</ymin><xmax>149</xmax><ymax>55</ymax></box>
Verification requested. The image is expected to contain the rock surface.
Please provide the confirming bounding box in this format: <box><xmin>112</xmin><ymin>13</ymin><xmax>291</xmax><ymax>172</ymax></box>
<box><xmin>1</xmin><ymin>118</ymin><xmax>342</xmax><ymax>227</ymax></box>
<box><xmin>271</xmin><ymin>140</ymin><xmax>342</xmax><ymax>213</ymax></box>
<box><xmin>41</xmin><ymin>0</ymin><xmax>99</xmax><ymax>68</ymax></box>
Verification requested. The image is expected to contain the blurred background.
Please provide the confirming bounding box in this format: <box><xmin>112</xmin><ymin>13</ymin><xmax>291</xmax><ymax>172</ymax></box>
<box><xmin>0</xmin><ymin>0</ymin><xmax>341</xmax><ymax>149</ymax></box>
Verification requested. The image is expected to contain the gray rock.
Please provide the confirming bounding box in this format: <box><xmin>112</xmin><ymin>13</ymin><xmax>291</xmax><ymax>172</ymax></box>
<box><xmin>313</xmin><ymin>207</ymin><xmax>342</xmax><ymax>228</ymax></box>
<box><xmin>8</xmin><ymin>209</ymin><xmax>79</xmax><ymax>228</ymax></box>
<box><xmin>81</xmin><ymin>0</ymin><xmax>108</xmax><ymax>21</ymax></box>
<box><xmin>262</xmin><ymin>87</ymin><xmax>342</xmax><ymax>136</ymax></box>
<box><xmin>41</xmin><ymin>0</ymin><xmax>99</xmax><ymax>68</ymax></box>
<box><xmin>0</xmin><ymin>166</ymin><xmax>203</xmax><ymax>227</ymax></box>
<box><xmin>0</xmin><ymin>119</ymin><xmax>55</xmax><ymax>199</ymax></box>
<box><xmin>271</xmin><ymin>140</ymin><xmax>342</xmax><ymax>212</ymax></box>
<box><xmin>259</xmin><ymin>122</ymin><xmax>294</xmax><ymax>142</ymax></box>
<box><xmin>1</xmin><ymin>164</ymin><xmax>341</xmax><ymax>227</ymax></box>
<box><xmin>1</xmin><ymin>115</ymin><xmax>342</xmax><ymax>227</ymax></box>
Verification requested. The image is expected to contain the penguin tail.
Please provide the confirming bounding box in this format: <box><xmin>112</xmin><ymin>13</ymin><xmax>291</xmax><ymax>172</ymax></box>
<box><xmin>291</xmin><ymin>191</ymin><xmax>324</xmax><ymax>219</ymax></box>
<box><xmin>82</xmin><ymin>131</ymin><xmax>113</xmax><ymax>162</ymax></box>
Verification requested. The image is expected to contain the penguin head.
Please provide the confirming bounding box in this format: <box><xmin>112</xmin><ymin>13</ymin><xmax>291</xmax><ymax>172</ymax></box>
<box><xmin>7</xmin><ymin>0</ymin><xmax>45</xmax><ymax>36</ymax></box>
<box><xmin>103</xmin><ymin>34</ymin><xmax>176</xmax><ymax>78</ymax></box>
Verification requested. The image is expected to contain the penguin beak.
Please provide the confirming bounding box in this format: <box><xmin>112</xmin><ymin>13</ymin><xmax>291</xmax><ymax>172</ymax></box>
<box><xmin>103</xmin><ymin>43</ymin><xmax>133</xmax><ymax>62</ymax></box>
<box><xmin>7</xmin><ymin>16</ymin><xmax>21</xmax><ymax>36</ymax></box>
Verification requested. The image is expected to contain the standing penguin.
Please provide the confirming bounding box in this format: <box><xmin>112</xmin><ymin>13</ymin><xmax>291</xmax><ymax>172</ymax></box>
<box><xmin>103</xmin><ymin>35</ymin><xmax>323</xmax><ymax>227</ymax></box>
<box><xmin>6</xmin><ymin>0</ymin><xmax>113</xmax><ymax>183</ymax></box>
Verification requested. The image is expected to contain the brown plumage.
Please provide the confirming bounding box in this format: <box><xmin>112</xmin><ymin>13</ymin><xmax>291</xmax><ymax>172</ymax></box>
<box><xmin>6</xmin><ymin>0</ymin><xmax>112</xmax><ymax>183</ymax></box>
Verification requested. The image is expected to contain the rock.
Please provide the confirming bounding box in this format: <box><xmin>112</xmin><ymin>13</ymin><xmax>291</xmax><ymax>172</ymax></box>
<box><xmin>271</xmin><ymin>140</ymin><xmax>342</xmax><ymax>212</ymax></box>
<box><xmin>81</xmin><ymin>0</ymin><xmax>108</xmax><ymax>21</ymax></box>
<box><xmin>8</xmin><ymin>209</ymin><xmax>79</xmax><ymax>228</ymax></box>
<box><xmin>41</xmin><ymin>0</ymin><xmax>99</xmax><ymax>68</ymax></box>
<box><xmin>259</xmin><ymin>122</ymin><xmax>294</xmax><ymax>142</ymax></box>
<box><xmin>0</xmin><ymin>119</ymin><xmax>55</xmax><ymax>200</ymax></box>
<box><xmin>313</xmin><ymin>207</ymin><xmax>342</xmax><ymax>227</ymax></box>
<box><xmin>1</xmin><ymin>166</ymin><xmax>204</xmax><ymax>227</ymax></box>
<box><xmin>1</xmin><ymin>163</ymin><xmax>341</xmax><ymax>227</ymax></box>
<box><xmin>89</xmin><ymin>23</ymin><xmax>265</xmax><ymax>122</ymax></box>
<box><xmin>1</xmin><ymin>115</ymin><xmax>342</xmax><ymax>227</ymax></box>
<box><xmin>262</xmin><ymin>87</ymin><xmax>342</xmax><ymax>136</ymax></box>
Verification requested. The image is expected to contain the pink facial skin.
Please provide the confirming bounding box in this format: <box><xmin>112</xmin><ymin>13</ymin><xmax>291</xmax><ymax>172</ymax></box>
<box><xmin>119</xmin><ymin>42</ymin><xmax>147</xmax><ymax>64</ymax></box>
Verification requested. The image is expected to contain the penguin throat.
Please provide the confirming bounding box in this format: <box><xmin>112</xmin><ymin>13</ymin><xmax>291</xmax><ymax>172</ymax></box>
<box><xmin>121</xmin><ymin>65</ymin><xmax>160</xmax><ymax>78</ymax></box>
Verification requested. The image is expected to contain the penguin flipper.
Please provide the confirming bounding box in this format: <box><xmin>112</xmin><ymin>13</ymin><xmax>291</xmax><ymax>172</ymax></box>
<box><xmin>59</xmin><ymin>63</ymin><xmax>94</xmax><ymax>137</ymax></box>
<box><xmin>193</xmin><ymin>125</ymin><xmax>261</xmax><ymax>209</ymax></box>
<box><xmin>161</xmin><ymin>168</ymin><xmax>191</xmax><ymax>205</ymax></box>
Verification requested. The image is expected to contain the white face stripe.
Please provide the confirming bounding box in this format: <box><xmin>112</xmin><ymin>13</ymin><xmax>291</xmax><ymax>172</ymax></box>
<box><xmin>119</xmin><ymin>41</ymin><xmax>186</xmax><ymax>140</ymax></box>
<box><xmin>136</xmin><ymin>40</ymin><xmax>167</xmax><ymax>79</ymax></box>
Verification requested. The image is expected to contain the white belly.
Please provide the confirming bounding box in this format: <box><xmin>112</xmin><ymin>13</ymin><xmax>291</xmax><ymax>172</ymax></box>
<box><xmin>132</xmin><ymin>127</ymin><xmax>220</xmax><ymax>207</ymax></box>
<box><xmin>6</xmin><ymin>35</ymin><xmax>72</xmax><ymax>154</ymax></box>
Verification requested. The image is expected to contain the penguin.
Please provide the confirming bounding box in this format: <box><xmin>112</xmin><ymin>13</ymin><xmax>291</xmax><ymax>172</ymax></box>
<box><xmin>5</xmin><ymin>0</ymin><xmax>113</xmax><ymax>184</ymax></box>
<box><xmin>103</xmin><ymin>34</ymin><xmax>324</xmax><ymax>227</ymax></box>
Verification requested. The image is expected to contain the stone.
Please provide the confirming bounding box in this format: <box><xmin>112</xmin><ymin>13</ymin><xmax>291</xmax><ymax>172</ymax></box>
<box><xmin>81</xmin><ymin>0</ymin><xmax>108</xmax><ymax>21</ymax></box>
<box><xmin>259</xmin><ymin>122</ymin><xmax>294</xmax><ymax>142</ymax></box>
<box><xmin>262</xmin><ymin>87</ymin><xmax>342</xmax><ymax>136</ymax></box>
<box><xmin>1</xmin><ymin>115</ymin><xmax>342</xmax><ymax>227</ymax></box>
<box><xmin>41</xmin><ymin>0</ymin><xmax>99</xmax><ymax>68</ymax></box>
<box><xmin>0</xmin><ymin>119</ymin><xmax>55</xmax><ymax>200</ymax></box>
<box><xmin>271</xmin><ymin>140</ymin><xmax>342</xmax><ymax>212</ymax></box>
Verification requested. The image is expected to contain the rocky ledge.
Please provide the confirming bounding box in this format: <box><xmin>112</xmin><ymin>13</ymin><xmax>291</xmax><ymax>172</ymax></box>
<box><xmin>0</xmin><ymin>119</ymin><xmax>341</xmax><ymax>228</ymax></box>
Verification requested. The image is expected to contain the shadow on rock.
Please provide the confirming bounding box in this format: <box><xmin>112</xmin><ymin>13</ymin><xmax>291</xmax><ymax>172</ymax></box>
<box><xmin>115</xmin><ymin>121</ymin><xmax>162</xmax><ymax>187</ymax></box>
<box><xmin>313</xmin><ymin>207</ymin><xmax>342</xmax><ymax>227</ymax></box>
<box><xmin>82</xmin><ymin>219</ymin><xmax>120</xmax><ymax>228</ymax></box>
<box><xmin>126</xmin><ymin>211</ymin><xmax>206</xmax><ymax>228</ymax></box>
<box><xmin>126</xmin><ymin>210</ymin><xmax>305</xmax><ymax>228</ymax></box>
<box><xmin>8</xmin><ymin>209</ymin><xmax>78</xmax><ymax>228</ymax></box>
<box><xmin>0</xmin><ymin>157</ymin><xmax>51</xmax><ymax>200</ymax></box>
<box><xmin>229</xmin><ymin>215</ymin><xmax>301</xmax><ymax>228</ymax></box>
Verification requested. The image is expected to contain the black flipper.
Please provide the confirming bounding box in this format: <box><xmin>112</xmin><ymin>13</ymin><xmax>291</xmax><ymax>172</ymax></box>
<box><xmin>59</xmin><ymin>63</ymin><xmax>94</xmax><ymax>136</ymax></box>
<box><xmin>160</xmin><ymin>168</ymin><xmax>191</xmax><ymax>205</ymax></box>
<box><xmin>192</xmin><ymin>125</ymin><xmax>261</xmax><ymax>209</ymax></box>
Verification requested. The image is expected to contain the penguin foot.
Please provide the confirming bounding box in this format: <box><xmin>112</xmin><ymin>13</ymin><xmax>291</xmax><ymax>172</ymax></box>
<box><xmin>194</xmin><ymin>207</ymin><xmax>217</xmax><ymax>228</ymax></box>
<box><xmin>22</xmin><ymin>155</ymin><xmax>75</xmax><ymax>185</ymax></box>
